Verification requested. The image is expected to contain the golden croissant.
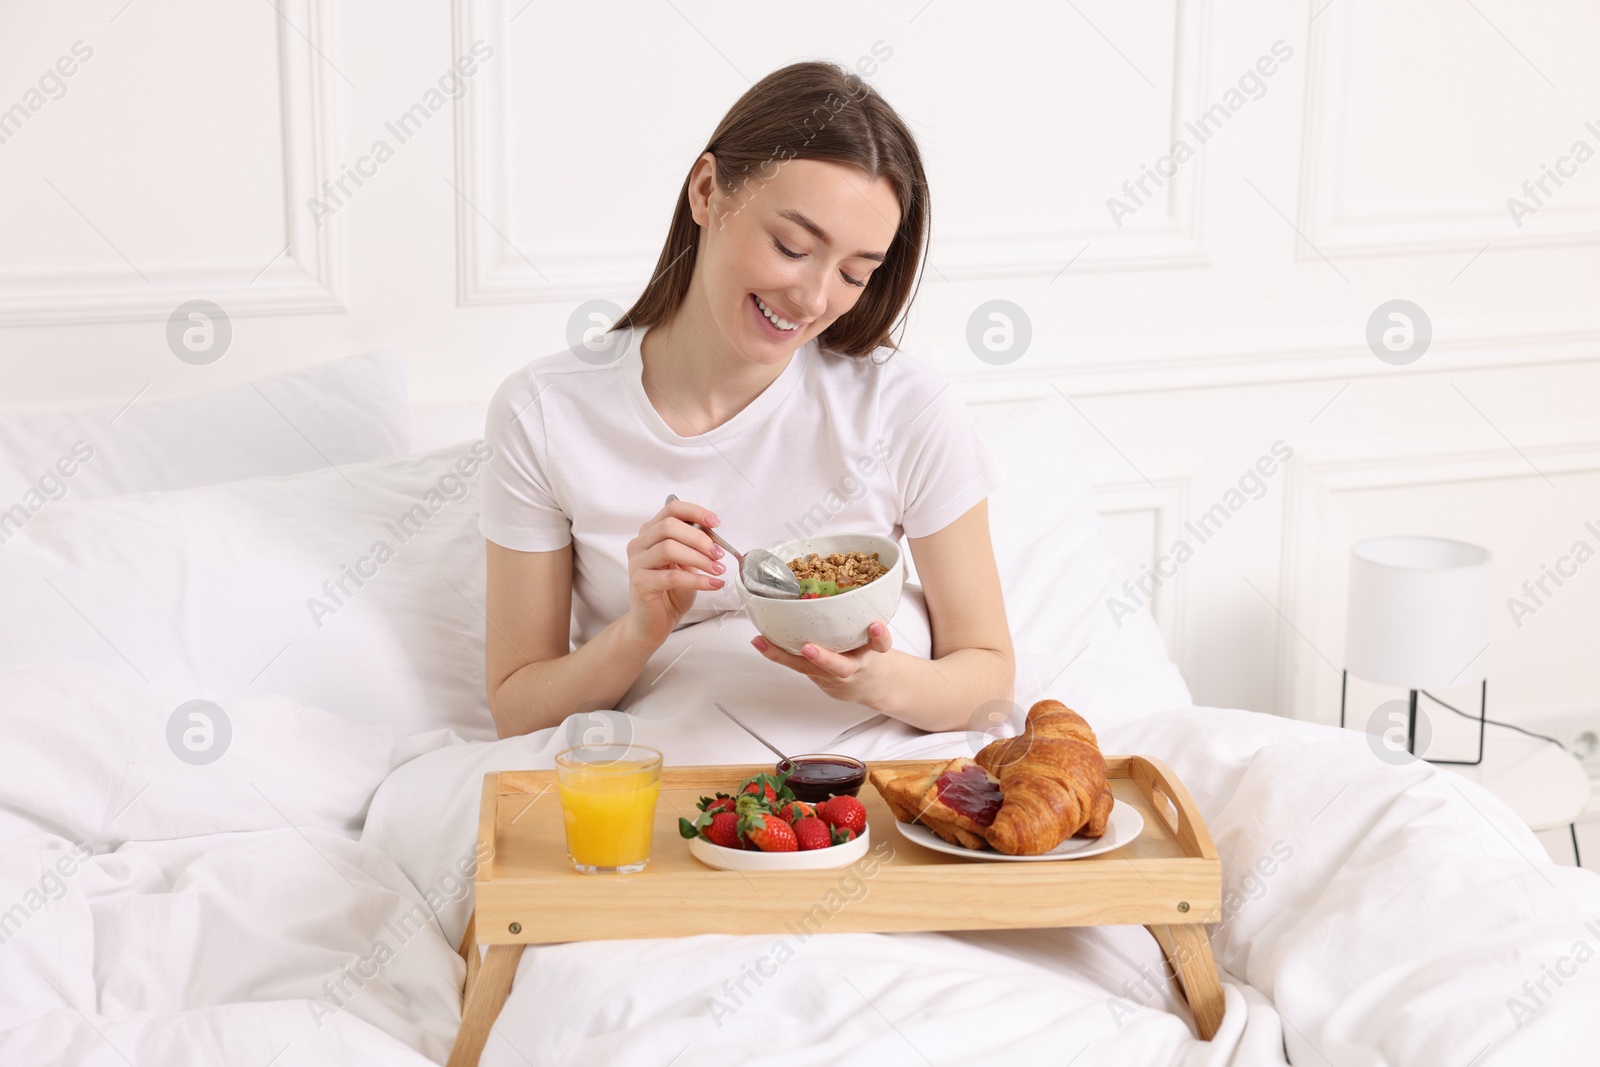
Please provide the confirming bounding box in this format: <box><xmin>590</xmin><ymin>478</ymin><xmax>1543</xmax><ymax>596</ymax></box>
<box><xmin>869</xmin><ymin>699</ymin><xmax>1113</xmax><ymax>856</ymax></box>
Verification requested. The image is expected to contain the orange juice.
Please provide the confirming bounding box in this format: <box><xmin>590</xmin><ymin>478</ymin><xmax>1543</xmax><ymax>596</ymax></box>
<box><xmin>554</xmin><ymin>745</ymin><xmax>663</xmax><ymax>874</ymax></box>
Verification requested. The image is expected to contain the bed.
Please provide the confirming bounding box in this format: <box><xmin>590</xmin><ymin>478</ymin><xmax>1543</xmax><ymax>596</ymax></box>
<box><xmin>3</xmin><ymin>354</ymin><xmax>1597</xmax><ymax>1066</ymax></box>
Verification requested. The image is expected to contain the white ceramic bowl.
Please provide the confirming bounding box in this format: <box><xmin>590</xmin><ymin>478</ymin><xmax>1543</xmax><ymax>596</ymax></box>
<box><xmin>734</xmin><ymin>534</ymin><xmax>905</xmax><ymax>655</ymax></box>
<box><xmin>688</xmin><ymin>824</ymin><xmax>870</xmax><ymax>871</ymax></box>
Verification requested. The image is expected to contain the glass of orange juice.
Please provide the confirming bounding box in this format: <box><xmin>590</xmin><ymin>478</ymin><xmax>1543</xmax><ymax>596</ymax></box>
<box><xmin>555</xmin><ymin>744</ymin><xmax>663</xmax><ymax>874</ymax></box>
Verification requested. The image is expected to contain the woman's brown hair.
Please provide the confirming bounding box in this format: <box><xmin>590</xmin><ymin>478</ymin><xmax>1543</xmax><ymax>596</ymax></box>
<box><xmin>614</xmin><ymin>60</ymin><xmax>929</xmax><ymax>359</ymax></box>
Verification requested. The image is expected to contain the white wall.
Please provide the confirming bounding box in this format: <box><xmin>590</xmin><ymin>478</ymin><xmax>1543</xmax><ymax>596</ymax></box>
<box><xmin>2</xmin><ymin>0</ymin><xmax>1597</xmax><ymax>730</ymax></box>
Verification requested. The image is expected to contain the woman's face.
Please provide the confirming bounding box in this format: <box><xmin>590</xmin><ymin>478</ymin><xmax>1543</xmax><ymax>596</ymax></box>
<box><xmin>689</xmin><ymin>154</ymin><xmax>901</xmax><ymax>363</ymax></box>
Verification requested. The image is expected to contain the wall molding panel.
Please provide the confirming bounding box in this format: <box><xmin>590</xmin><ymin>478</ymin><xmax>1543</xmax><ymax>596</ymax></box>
<box><xmin>947</xmin><ymin>319</ymin><xmax>1600</xmax><ymax>403</ymax></box>
<box><xmin>1296</xmin><ymin>0</ymin><xmax>1600</xmax><ymax>260</ymax></box>
<box><xmin>451</xmin><ymin>0</ymin><xmax>1212</xmax><ymax>307</ymax></box>
<box><xmin>0</xmin><ymin>0</ymin><xmax>346</xmax><ymax>326</ymax></box>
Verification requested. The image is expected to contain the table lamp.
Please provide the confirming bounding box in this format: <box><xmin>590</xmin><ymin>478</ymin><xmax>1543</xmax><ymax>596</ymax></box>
<box><xmin>1339</xmin><ymin>536</ymin><xmax>1494</xmax><ymax>763</ymax></box>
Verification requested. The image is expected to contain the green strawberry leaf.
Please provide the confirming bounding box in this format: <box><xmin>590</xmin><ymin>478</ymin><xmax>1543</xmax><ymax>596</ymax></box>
<box><xmin>738</xmin><ymin>806</ymin><xmax>768</xmax><ymax>838</ymax></box>
<box><xmin>678</xmin><ymin>817</ymin><xmax>702</xmax><ymax>839</ymax></box>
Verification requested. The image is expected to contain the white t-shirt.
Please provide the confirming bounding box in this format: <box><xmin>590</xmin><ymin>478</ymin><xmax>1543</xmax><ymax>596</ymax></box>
<box><xmin>479</xmin><ymin>326</ymin><xmax>1003</xmax><ymax>651</ymax></box>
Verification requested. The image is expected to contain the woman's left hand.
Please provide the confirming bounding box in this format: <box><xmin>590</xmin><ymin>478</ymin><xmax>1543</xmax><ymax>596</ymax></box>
<box><xmin>750</xmin><ymin>622</ymin><xmax>894</xmax><ymax>708</ymax></box>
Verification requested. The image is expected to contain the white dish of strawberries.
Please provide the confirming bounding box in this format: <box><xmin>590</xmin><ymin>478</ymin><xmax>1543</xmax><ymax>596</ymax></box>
<box><xmin>680</xmin><ymin>771</ymin><xmax>871</xmax><ymax>871</ymax></box>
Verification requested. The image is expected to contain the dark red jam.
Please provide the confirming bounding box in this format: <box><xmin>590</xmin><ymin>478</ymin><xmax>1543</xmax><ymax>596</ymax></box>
<box><xmin>934</xmin><ymin>762</ymin><xmax>1003</xmax><ymax>827</ymax></box>
<box><xmin>778</xmin><ymin>756</ymin><xmax>866</xmax><ymax>803</ymax></box>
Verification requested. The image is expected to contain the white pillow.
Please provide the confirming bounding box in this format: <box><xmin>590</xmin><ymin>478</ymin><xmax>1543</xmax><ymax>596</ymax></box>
<box><xmin>0</xmin><ymin>442</ymin><xmax>495</xmax><ymax>739</ymax></box>
<box><xmin>973</xmin><ymin>398</ymin><xmax>1191</xmax><ymax>719</ymax></box>
<box><xmin>0</xmin><ymin>349</ymin><xmax>409</xmax><ymax>531</ymax></box>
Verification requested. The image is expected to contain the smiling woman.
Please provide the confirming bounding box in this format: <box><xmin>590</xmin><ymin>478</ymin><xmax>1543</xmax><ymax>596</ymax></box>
<box><xmin>618</xmin><ymin>61</ymin><xmax>927</xmax><ymax>360</ymax></box>
<box><xmin>628</xmin><ymin>152</ymin><xmax>906</xmax><ymax>440</ymax></box>
<box><xmin>480</xmin><ymin>60</ymin><xmax>1013</xmax><ymax>745</ymax></box>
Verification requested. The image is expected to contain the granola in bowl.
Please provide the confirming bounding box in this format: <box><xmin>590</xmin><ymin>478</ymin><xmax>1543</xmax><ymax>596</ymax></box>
<box><xmin>786</xmin><ymin>550</ymin><xmax>889</xmax><ymax>598</ymax></box>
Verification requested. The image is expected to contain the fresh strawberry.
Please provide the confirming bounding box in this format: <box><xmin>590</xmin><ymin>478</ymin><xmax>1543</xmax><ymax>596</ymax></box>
<box><xmin>738</xmin><ymin>774</ymin><xmax>783</xmax><ymax>805</ymax></box>
<box><xmin>776</xmin><ymin>800</ymin><xmax>816</xmax><ymax>824</ymax></box>
<box><xmin>830</xmin><ymin>824</ymin><xmax>857</xmax><ymax>845</ymax></box>
<box><xmin>703</xmin><ymin>811</ymin><xmax>744</xmax><ymax>850</ymax></box>
<box><xmin>677</xmin><ymin>807</ymin><xmax>745</xmax><ymax>849</ymax></box>
<box><xmin>733</xmin><ymin>792</ymin><xmax>774</xmax><ymax>849</ymax></box>
<box><xmin>817</xmin><ymin>795</ymin><xmax>867</xmax><ymax>836</ymax></box>
<box><xmin>792</xmin><ymin>816</ymin><xmax>832</xmax><ymax>851</ymax></box>
<box><xmin>698</xmin><ymin>794</ymin><xmax>736</xmax><ymax>816</ymax></box>
<box><xmin>741</xmin><ymin>810</ymin><xmax>798</xmax><ymax>852</ymax></box>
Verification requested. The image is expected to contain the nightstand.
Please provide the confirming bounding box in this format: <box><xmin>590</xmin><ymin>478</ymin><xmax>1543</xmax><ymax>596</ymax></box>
<box><xmin>1441</xmin><ymin>730</ymin><xmax>1589</xmax><ymax>865</ymax></box>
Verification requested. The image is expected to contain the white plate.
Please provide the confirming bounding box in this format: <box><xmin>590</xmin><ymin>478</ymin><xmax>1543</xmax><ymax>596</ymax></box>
<box><xmin>893</xmin><ymin>803</ymin><xmax>1143</xmax><ymax>861</ymax></box>
<box><xmin>689</xmin><ymin>824</ymin><xmax>870</xmax><ymax>870</ymax></box>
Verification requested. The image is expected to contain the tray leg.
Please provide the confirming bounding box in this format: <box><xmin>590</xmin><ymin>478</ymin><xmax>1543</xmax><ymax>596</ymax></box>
<box><xmin>1145</xmin><ymin>923</ymin><xmax>1225</xmax><ymax>1040</ymax></box>
<box><xmin>457</xmin><ymin>910</ymin><xmax>479</xmax><ymax>990</ymax></box>
<box><xmin>446</xmin><ymin>942</ymin><xmax>525</xmax><ymax>1067</ymax></box>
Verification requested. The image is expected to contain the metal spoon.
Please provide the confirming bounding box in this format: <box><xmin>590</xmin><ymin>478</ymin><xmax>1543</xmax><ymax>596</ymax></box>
<box><xmin>664</xmin><ymin>494</ymin><xmax>800</xmax><ymax>599</ymax></box>
<box><xmin>714</xmin><ymin>702</ymin><xmax>794</xmax><ymax>766</ymax></box>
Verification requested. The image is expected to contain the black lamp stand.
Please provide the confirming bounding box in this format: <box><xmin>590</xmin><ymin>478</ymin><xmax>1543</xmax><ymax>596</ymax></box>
<box><xmin>1338</xmin><ymin>669</ymin><xmax>1487</xmax><ymax>765</ymax></box>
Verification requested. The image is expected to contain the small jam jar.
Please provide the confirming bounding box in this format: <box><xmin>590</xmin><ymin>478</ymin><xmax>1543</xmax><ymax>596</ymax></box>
<box><xmin>777</xmin><ymin>753</ymin><xmax>867</xmax><ymax>804</ymax></box>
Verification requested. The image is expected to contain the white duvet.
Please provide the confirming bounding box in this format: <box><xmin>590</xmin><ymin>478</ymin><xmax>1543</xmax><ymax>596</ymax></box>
<box><xmin>5</xmin><ymin>669</ymin><xmax>1599</xmax><ymax>1066</ymax></box>
<box><xmin>0</xmin><ymin>671</ymin><xmax>462</xmax><ymax>1066</ymax></box>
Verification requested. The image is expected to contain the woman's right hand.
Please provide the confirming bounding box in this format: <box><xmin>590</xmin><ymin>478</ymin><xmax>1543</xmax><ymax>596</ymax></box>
<box><xmin>623</xmin><ymin>498</ymin><xmax>727</xmax><ymax>649</ymax></box>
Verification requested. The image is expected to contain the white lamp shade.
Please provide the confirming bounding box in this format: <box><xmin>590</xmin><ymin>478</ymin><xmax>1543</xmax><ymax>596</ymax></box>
<box><xmin>1344</xmin><ymin>536</ymin><xmax>1492</xmax><ymax>689</ymax></box>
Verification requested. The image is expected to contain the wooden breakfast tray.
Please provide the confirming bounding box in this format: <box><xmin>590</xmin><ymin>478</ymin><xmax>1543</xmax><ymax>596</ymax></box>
<box><xmin>446</xmin><ymin>757</ymin><xmax>1224</xmax><ymax>1067</ymax></box>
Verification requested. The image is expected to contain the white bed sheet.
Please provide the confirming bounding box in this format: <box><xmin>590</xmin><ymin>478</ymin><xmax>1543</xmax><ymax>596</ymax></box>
<box><xmin>0</xmin><ymin>672</ymin><xmax>464</xmax><ymax>1066</ymax></box>
<box><xmin>5</xmin><ymin>669</ymin><xmax>1599</xmax><ymax>1065</ymax></box>
<box><xmin>360</xmin><ymin>700</ymin><xmax>1600</xmax><ymax>1066</ymax></box>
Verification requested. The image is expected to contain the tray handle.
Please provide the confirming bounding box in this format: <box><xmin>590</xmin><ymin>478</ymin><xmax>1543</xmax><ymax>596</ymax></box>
<box><xmin>1128</xmin><ymin>756</ymin><xmax>1217</xmax><ymax>861</ymax></box>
